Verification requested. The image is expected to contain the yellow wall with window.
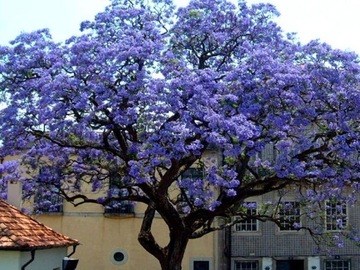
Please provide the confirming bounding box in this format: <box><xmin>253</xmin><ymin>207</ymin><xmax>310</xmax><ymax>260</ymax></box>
<box><xmin>36</xmin><ymin>202</ymin><xmax>217</xmax><ymax>270</ymax></box>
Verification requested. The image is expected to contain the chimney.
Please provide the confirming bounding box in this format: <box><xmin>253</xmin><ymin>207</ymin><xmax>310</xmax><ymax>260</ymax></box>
<box><xmin>7</xmin><ymin>180</ymin><xmax>22</xmax><ymax>209</ymax></box>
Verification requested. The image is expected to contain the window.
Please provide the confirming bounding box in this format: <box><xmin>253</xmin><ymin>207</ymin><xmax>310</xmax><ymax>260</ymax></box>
<box><xmin>326</xmin><ymin>201</ymin><xmax>347</xmax><ymax>231</ymax></box>
<box><xmin>277</xmin><ymin>260</ymin><xmax>304</xmax><ymax>269</ymax></box>
<box><xmin>325</xmin><ymin>260</ymin><xmax>350</xmax><ymax>270</ymax></box>
<box><xmin>35</xmin><ymin>190</ymin><xmax>63</xmax><ymax>213</ymax></box>
<box><xmin>34</xmin><ymin>166</ymin><xmax>63</xmax><ymax>213</ymax></box>
<box><xmin>234</xmin><ymin>261</ymin><xmax>259</xmax><ymax>270</ymax></box>
<box><xmin>105</xmin><ymin>174</ymin><xmax>134</xmax><ymax>215</ymax></box>
<box><xmin>278</xmin><ymin>201</ymin><xmax>300</xmax><ymax>231</ymax></box>
<box><xmin>110</xmin><ymin>249</ymin><xmax>128</xmax><ymax>265</ymax></box>
<box><xmin>182</xmin><ymin>167</ymin><xmax>204</xmax><ymax>180</ymax></box>
<box><xmin>191</xmin><ymin>258</ymin><xmax>211</xmax><ymax>270</ymax></box>
<box><xmin>250</xmin><ymin>143</ymin><xmax>276</xmax><ymax>177</ymax></box>
<box><xmin>193</xmin><ymin>260</ymin><xmax>210</xmax><ymax>270</ymax></box>
<box><xmin>235</xmin><ymin>202</ymin><xmax>258</xmax><ymax>232</ymax></box>
<box><xmin>178</xmin><ymin>167</ymin><xmax>204</xmax><ymax>213</ymax></box>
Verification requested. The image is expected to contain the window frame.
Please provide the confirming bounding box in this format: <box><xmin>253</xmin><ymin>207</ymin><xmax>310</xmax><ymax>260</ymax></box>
<box><xmin>182</xmin><ymin>167</ymin><xmax>205</xmax><ymax>180</ymax></box>
<box><xmin>110</xmin><ymin>248</ymin><xmax>128</xmax><ymax>265</ymax></box>
<box><xmin>104</xmin><ymin>174</ymin><xmax>134</xmax><ymax>215</ymax></box>
<box><xmin>190</xmin><ymin>257</ymin><xmax>212</xmax><ymax>270</ymax></box>
<box><xmin>324</xmin><ymin>259</ymin><xmax>351</xmax><ymax>270</ymax></box>
<box><xmin>234</xmin><ymin>201</ymin><xmax>259</xmax><ymax>233</ymax></box>
<box><xmin>277</xmin><ymin>201</ymin><xmax>301</xmax><ymax>232</ymax></box>
<box><xmin>34</xmin><ymin>166</ymin><xmax>64</xmax><ymax>214</ymax></box>
<box><xmin>34</xmin><ymin>188</ymin><xmax>64</xmax><ymax>213</ymax></box>
<box><xmin>325</xmin><ymin>200</ymin><xmax>348</xmax><ymax>231</ymax></box>
<box><xmin>234</xmin><ymin>260</ymin><xmax>259</xmax><ymax>270</ymax></box>
<box><xmin>177</xmin><ymin>167</ymin><xmax>205</xmax><ymax>213</ymax></box>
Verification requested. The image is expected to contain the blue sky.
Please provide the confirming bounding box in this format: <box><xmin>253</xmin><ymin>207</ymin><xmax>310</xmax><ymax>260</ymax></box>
<box><xmin>1</xmin><ymin>0</ymin><xmax>359</xmax><ymax>54</ymax></box>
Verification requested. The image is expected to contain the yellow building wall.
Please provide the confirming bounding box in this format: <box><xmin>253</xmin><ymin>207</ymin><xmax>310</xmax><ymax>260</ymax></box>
<box><xmin>36</xmin><ymin>203</ymin><xmax>216</xmax><ymax>270</ymax></box>
<box><xmin>16</xmin><ymin>149</ymin><xmax>221</xmax><ymax>269</ymax></box>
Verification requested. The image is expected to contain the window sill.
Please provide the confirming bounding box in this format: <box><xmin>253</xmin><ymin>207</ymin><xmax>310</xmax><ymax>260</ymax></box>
<box><xmin>233</xmin><ymin>231</ymin><xmax>262</xmax><ymax>236</ymax></box>
<box><xmin>35</xmin><ymin>212</ymin><xmax>64</xmax><ymax>216</ymax></box>
<box><xmin>104</xmin><ymin>212</ymin><xmax>135</xmax><ymax>218</ymax></box>
<box><xmin>275</xmin><ymin>229</ymin><xmax>305</xmax><ymax>235</ymax></box>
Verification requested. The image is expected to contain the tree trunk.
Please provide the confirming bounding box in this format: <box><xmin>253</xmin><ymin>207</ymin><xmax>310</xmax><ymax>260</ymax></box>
<box><xmin>159</xmin><ymin>232</ymin><xmax>189</xmax><ymax>270</ymax></box>
<box><xmin>138</xmin><ymin>205</ymin><xmax>189</xmax><ymax>270</ymax></box>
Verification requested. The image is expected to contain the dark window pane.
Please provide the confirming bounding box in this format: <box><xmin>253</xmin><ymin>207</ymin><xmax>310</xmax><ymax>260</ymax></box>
<box><xmin>193</xmin><ymin>260</ymin><xmax>209</xmax><ymax>270</ymax></box>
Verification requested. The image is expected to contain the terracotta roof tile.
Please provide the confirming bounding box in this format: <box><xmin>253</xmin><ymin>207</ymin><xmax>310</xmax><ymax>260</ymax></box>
<box><xmin>0</xmin><ymin>200</ymin><xmax>79</xmax><ymax>250</ymax></box>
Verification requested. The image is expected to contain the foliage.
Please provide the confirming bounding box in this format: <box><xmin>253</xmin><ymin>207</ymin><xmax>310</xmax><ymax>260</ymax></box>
<box><xmin>1</xmin><ymin>0</ymin><xmax>360</xmax><ymax>269</ymax></box>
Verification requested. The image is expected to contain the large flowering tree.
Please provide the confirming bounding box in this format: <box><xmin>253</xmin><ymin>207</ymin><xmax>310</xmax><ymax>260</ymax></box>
<box><xmin>1</xmin><ymin>0</ymin><xmax>360</xmax><ymax>269</ymax></box>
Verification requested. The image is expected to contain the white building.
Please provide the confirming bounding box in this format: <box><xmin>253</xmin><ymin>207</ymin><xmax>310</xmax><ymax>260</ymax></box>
<box><xmin>0</xmin><ymin>199</ymin><xmax>79</xmax><ymax>270</ymax></box>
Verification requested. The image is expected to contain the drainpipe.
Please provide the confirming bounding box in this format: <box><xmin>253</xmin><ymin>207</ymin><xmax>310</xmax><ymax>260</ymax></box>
<box><xmin>21</xmin><ymin>250</ymin><xmax>35</xmax><ymax>270</ymax></box>
<box><xmin>227</xmin><ymin>225</ymin><xmax>232</xmax><ymax>270</ymax></box>
<box><xmin>224</xmin><ymin>225</ymin><xmax>232</xmax><ymax>270</ymax></box>
<box><xmin>67</xmin><ymin>245</ymin><xmax>77</xmax><ymax>257</ymax></box>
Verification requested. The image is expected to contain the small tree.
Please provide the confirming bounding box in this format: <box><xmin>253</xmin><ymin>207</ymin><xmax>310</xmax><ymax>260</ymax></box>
<box><xmin>1</xmin><ymin>0</ymin><xmax>360</xmax><ymax>269</ymax></box>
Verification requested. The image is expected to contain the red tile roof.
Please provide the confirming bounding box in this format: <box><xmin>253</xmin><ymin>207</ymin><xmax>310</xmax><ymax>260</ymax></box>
<box><xmin>0</xmin><ymin>200</ymin><xmax>79</xmax><ymax>250</ymax></box>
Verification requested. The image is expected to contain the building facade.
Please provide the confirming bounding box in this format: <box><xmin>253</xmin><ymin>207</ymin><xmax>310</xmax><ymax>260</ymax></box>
<box><xmin>35</xmin><ymin>201</ymin><xmax>218</xmax><ymax>270</ymax></box>
<box><xmin>3</xmin><ymin>149</ymin><xmax>221</xmax><ymax>270</ymax></box>
<box><xmin>227</xmin><ymin>189</ymin><xmax>360</xmax><ymax>270</ymax></box>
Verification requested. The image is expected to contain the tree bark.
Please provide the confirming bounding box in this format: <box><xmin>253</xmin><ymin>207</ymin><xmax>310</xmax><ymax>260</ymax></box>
<box><xmin>159</xmin><ymin>231</ymin><xmax>189</xmax><ymax>270</ymax></box>
<box><xmin>138</xmin><ymin>205</ymin><xmax>189</xmax><ymax>270</ymax></box>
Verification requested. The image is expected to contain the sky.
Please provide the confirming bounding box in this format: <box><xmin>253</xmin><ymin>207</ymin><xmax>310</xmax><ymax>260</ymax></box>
<box><xmin>0</xmin><ymin>0</ymin><xmax>360</xmax><ymax>54</ymax></box>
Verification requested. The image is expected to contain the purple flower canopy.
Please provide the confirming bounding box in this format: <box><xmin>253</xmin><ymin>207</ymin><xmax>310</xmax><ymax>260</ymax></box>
<box><xmin>1</xmin><ymin>0</ymin><xmax>360</xmax><ymax>265</ymax></box>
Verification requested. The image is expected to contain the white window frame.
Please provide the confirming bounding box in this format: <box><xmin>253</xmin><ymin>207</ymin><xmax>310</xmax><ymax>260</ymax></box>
<box><xmin>234</xmin><ymin>260</ymin><xmax>259</xmax><ymax>270</ymax></box>
<box><xmin>234</xmin><ymin>201</ymin><xmax>259</xmax><ymax>232</ymax></box>
<box><xmin>325</xmin><ymin>200</ymin><xmax>348</xmax><ymax>231</ymax></box>
<box><xmin>325</xmin><ymin>260</ymin><xmax>350</xmax><ymax>270</ymax></box>
<box><xmin>277</xmin><ymin>201</ymin><xmax>301</xmax><ymax>232</ymax></box>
